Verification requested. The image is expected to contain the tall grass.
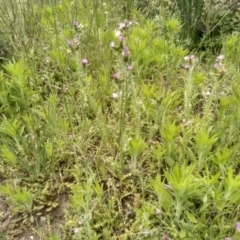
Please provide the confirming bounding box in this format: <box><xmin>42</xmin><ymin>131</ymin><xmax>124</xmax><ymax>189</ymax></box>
<box><xmin>174</xmin><ymin>0</ymin><xmax>205</xmax><ymax>45</ymax></box>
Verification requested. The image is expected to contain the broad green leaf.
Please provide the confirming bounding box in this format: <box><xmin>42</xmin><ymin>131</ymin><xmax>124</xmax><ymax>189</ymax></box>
<box><xmin>185</xmin><ymin>210</ymin><xmax>198</xmax><ymax>223</ymax></box>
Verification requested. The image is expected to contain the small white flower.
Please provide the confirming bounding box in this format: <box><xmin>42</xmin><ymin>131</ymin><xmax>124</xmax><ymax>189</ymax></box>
<box><xmin>182</xmin><ymin>118</ymin><xmax>192</xmax><ymax>126</ymax></box>
<box><xmin>112</xmin><ymin>91</ymin><xmax>122</xmax><ymax>99</ymax></box>
<box><xmin>74</xmin><ymin>228</ymin><xmax>80</xmax><ymax>234</ymax></box>
<box><xmin>110</xmin><ymin>41</ymin><xmax>115</xmax><ymax>48</ymax></box>
<box><xmin>205</xmin><ymin>91</ymin><xmax>211</xmax><ymax>96</ymax></box>
<box><xmin>40</xmin><ymin>216</ymin><xmax>46</xmax><ymax>223</ymax></box>
<box><xmin>217</xmin><ymin>54</ymin><xmax>225</xmax><ymax>61</ymax></box>
<box><xmin>112</xmin><ymin>92</ymin><xmax>119</xmax><ymax>99</ymax></box>
<box><xmin>114</xmin><ymin>30</ymin><xmax>121</xmax><ymax>37</ymax></box>
<box><xmin>127</xmin><ymin>21</ymin><xmax>133</xmax><ymax>27</ymax></box>
<box><xmin>156</xmin><ymin>208</ymin><xmax>161</xmax><ymax>214</ymax></box>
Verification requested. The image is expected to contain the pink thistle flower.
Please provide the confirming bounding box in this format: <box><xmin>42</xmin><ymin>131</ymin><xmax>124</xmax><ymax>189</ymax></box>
<box><xmin>189</xmin><ymin>54</ymin><xmax>195</xmax><ymax>60</ymax></box>
<box><xmin>112</xmin><ymin>72</ymin><xmax>120</xmax><ymax>79</ymax></box>
<box><xmin>118</xmin><ymin>35</ymin><xmax>124</xmax><ymax>43</ymax></box>
<box><xmin>67</xmin><ymin>40</ymin><xmax>73</xmax><ymax>47</ymax></box>
<box><xmin>184</xmin><ymin>54</ymin><xmax>197</xmax><ymax>63</ymax></box>
<box><xmin>82</xmin><ymin>58</ymin><xmax>88</xmax><ymax>66</ymax></box>
<box><xmin>73</xmin><ymin>21</ymin><xmax>79</xmax><ymax>31</ymax></box>
<box><xmin>127</xmin><ymin>65</ymin><xmax>133</xmax><ymax>71</ymax></box>
<box><xmin>122</xmin><ymin>46</ymin><xmax>130</xmax><ymax>57</ymax></box>
<box><xmin>119</xmin><ymin>22</ymin><xmax>126</xmax><ymax>30</ymax></box>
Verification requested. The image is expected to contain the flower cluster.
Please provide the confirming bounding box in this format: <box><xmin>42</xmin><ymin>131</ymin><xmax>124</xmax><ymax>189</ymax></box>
<box><xmin>183</xmin><ymin>54</ymin><xmax>197</xmax><ymax>70</ymax></box>
<box><xmin>66</xmin><ymin>22</ymin><xmax>89</xmax><ymax>67</ymax></box>
<box><xmin>111</xmin><ymin>20</ymin><xmax>134</xmax><ymax>80</ymax></box>
<box><xmin>119</xmin><ymin>20</ymin><xmax>133</xmax><ymax>31</ymax></box>
<box><xmin>110</xmin><ymin>20</ymin><xmax>133</xmax><ymax>53</ymax></box>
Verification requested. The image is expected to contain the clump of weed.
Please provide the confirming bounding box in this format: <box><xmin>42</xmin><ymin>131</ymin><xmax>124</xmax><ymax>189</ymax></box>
<box><xmin>173</xmin><ymin>0</ymin><xmax>240</xmax><ymax>55</ymax></box>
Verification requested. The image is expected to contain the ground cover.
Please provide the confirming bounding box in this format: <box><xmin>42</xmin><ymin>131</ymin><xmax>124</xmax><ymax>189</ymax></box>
<box><xmin>1</xmin><ymin>0</ymin><xmax>240</xmax><ymax>239</ymax></box>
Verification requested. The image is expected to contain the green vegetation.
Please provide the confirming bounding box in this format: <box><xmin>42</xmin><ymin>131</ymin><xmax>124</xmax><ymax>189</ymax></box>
<box><xmin>1</xmin><ymin>0</ymin><xmax>240</xmax><ymax>239</ymax></box>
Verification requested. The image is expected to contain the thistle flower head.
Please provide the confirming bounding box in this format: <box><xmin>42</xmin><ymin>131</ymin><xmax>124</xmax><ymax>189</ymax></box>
<box><xmin>127</xmin><ymin>65</ymin><xmax>133</xmax><ymax>71</ymax></box>
<box><xmin>112</xmin><ymin>72</ymin><xmax>120</xmax><ymax>79</ymax></box>
<box><xmin>67</xmin><ymin>40</ymin><xmax>73</xmax><ymax>47</ymax></box>
<box><xmin>119</xmin><ymin>22</ymin><xmax>126</xmax><ymax>30</ymax></box>
<box><xmin>82</xmin><ymin>58</ymin><xmax>88</xmax><ymax>66</ymax></box>
<box><xmin>122</xmin><ymin>46</ymin><xmax>130</xmax><ymax>57</ymax></box>
<box><xmin>118</xmin><ymin>35</ymin><xmax>124</xmax><ymax>43</ymax></box>
<box><xmin>73</xmin><ymin>21</ymin><xmax>78</xmax><ymax>27</ymax></box>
